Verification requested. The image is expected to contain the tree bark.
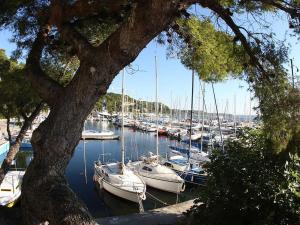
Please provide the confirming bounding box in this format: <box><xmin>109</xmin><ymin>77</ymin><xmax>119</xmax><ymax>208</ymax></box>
<box><xmin>6</xmin><ymin>117</ymin><xmax>11</xmax><ymax>143</ymax></box>
<box><xmin>0</xmin><ymin>103</ymin><xmax>43</xmax><ymax>185</ymax></box>
<box><xmin>15</xmin><ymin>1</ymin><xmax>300</xmax><ymax>223</ymax></box>
<box><xmin>22</xmin><ymin>95</ymin><xmax>99</xmax><ymax>225</ymax></box>
<box><xmin>21</xmin><ymin>1</ymin><xmax>186</xmax><ymax>224</ymax></box>
<box><xmin>0</xmin><ymin>0</ymin><xmax>293</xmax><ymax>223</ymax></box>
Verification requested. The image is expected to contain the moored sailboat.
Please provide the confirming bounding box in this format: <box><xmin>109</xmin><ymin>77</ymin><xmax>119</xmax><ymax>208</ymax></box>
<box><xmin>164</xmin><ymin>70</ymin><xmax>208</xmax><ymax>186</ymax></box>
<box><xmin>129</xmin><ymin>56</ymin><xmax>185</xmax><ymax>193</ymax></box>
<box><xmin>128</xmin><ymin>153</ymin><xmax>185</xmax><ymax>193</ymax></box>
<box><xmin>163</xmin><ymin>155</ymin><xmax>207</xmax><ymax>185</ymax></box>
<box><xmin>94</xmin><ymin>162</ymin><xmax>146</xmax><ymax>203</ymax></box>
<box><xmin>93</xmin><ymin>69</ymin><xmax>146</xmax><ymax>203</ymax></box>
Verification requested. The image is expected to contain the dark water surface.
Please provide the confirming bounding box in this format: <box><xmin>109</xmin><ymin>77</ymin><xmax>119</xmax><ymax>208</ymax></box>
<box><xmin>20</xmin><ymin>120</ymin><xmax>201</xmax><ymax>218</ymax></box>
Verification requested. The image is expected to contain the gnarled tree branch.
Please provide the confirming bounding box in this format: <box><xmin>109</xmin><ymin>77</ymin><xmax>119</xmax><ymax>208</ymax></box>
<box><xmin>0</xmin><ymin>102</ymin><xmax>44</xmax><ymax>185</ymax></box>
<box><xmin>60</xmin><ymin>23</ymin><xmax>95</xmax><ymax>60</ymax></box>
<box><xmin>63</xmin><ymin>0</ymin><xmax>130</xmax><ymax>22</ymax></box>
<box><xmin>61</xmin><ymin>0</ymin><xmax>186</xmax><ymax>97</ymax></box>
<box><xmin>44</xmin><ymin>0</ymin><xmax>130</xmax><ymax>28</ymax></box>
<box><xmin>263</xmin><ymin>0</ymin><xmax>300</xmax><ymax>17</ymax></box>
<box><xmin>198</xmin><ymin>0</ymin><xmax>266</xmax><ymax>74</ymax></box>
<box><xmin>26</xmin><ymin>30</ymin><xmax>64</xmax><ymax>107</ymax></box>
<box><xmin>88</xmin><ymin>0</ymin><xmax>182</xmax><ymax>87</ymax></box>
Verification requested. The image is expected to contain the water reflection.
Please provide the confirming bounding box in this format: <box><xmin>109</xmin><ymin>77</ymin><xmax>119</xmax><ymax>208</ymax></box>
<box><xmin>18</xmin><ymin>120</ymin><xmax>200</xmax><ymax>218</ymax></box>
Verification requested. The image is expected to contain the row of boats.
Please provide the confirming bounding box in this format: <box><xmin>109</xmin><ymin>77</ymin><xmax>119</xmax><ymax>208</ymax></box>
<box><xmin>93</xmin><ymin>148</ymin><xmax>209</xmax><ymax>203</ymax></box>
<box><xmin>1</xmin><ymin>63</ymin><xmax>255</xmax><ymax>208</ymax></box>
<box><xmin>92</xmin><ymin>71</ymin><xmax>210</xmax><ymax>204</ymax></box>
<box><xmin>111</xmin><ymin>116</ymin><xmax>255</xmax><ymax>147</ymax></box>
<box><xmin>0</xmin><ymin>123</ymin><xmax>211</xmax><ymax>207</ymax></box>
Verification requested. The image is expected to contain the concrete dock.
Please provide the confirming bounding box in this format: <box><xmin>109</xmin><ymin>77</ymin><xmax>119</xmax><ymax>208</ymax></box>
<box><xmin>96</xmin><ymin>199</ymin><xmax>195</xmax><ymax>225</ymax></box>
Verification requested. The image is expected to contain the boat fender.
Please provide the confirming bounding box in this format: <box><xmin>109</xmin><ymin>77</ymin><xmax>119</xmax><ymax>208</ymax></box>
<box><xmin>181</xmin><ymin>182</ymin><xmax>186</xmax><ymax>192</ymax></box>
<box><xmin>93</xmin><ymin>175</ymin><xmax>104</xmax><ymax>187</ymax></box>
<box><xmin>140</xmin><ymin>192</ymin><xmax>146</xmax><ymax>201</ymax></box>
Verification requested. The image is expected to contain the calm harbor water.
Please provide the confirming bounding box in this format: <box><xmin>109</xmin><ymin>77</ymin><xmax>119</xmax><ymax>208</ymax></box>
<box><xmin>18</xmin><ymin>120</ymin><xmax>201</xmax><ymax>218</ymax></box>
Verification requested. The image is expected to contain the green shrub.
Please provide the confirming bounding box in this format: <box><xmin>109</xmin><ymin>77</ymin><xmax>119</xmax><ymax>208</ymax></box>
<box><xmin>184</xmin><ymin>130</ymin><xmax>300</xmax><ymax>225</ymax></box>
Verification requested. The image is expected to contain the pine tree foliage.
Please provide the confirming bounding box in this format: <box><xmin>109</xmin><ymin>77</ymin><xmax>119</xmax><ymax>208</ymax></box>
<box><xmin>0</xmin><ymin>1</ymin><xmax>300</xmax><ymax>224</ymax></box>
<box><xmin>0</xmin><ymin>49</ymin><xmax>41</xmax><ymax>121</ymax></box>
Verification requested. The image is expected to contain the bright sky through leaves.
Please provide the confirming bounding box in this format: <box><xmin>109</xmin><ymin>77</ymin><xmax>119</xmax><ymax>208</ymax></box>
<box><xmin>0</xmin><ymin>8</ymin><xmax>299</xmax><ymax>116</ymax></box>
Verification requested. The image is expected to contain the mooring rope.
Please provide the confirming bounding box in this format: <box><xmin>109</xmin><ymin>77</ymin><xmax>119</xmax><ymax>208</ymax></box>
<box><xmin>137</xmin><ymin>192</ymin><xmax>145</xmax><ymax>213</ymax></box>
<box><xmin>146</xmin><ymin>191</ymin><xmax>169</xmax><ymax>206</ymax></box>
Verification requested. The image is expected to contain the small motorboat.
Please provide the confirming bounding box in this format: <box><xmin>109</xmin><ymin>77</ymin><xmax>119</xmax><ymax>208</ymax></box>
<box><xmin>82</xmin><ymin>129</ymin><xmax>119</xmax><ymax>140</ymax></box>
<box><xmin>0</xmin><ymin>170</ymin><xmax>25</xmax><ymax>207</ymax></box>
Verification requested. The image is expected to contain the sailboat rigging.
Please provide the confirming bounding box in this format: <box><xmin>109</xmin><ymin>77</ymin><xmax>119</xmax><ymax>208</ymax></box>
<box><xmin>164</xmin><ymin>70</ymin><xmax>208</xmax><ymax>186</ymax></box>
<box><xmin>93</xmin><ymin>69</ymin><xmax>146</xmax><ymax>203</ymax></box>
<box><xmin>128</xmin><ymin>56</ymin><xmax>185</xmax><ymax>193</ymax></box>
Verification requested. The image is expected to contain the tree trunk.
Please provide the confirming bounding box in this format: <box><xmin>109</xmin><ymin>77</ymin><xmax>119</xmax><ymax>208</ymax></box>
<box><xmin>0</xmin><ymin>104</ymin><xmax>43</xmax><ymax>185</ymax></box>
<box><xmin>21</xmin><ymin>1</ymin><xmax>184</xmax><ymax>224</ymax></box>
<box><xmin>22</xmin><ymin>90</ymin><xmax>99</xmax><ymax>225</ymax></box>
<box><xmin>6</xmin><ymin>117</ymin><xmax>11</xmax><ymax>143</ymax></box>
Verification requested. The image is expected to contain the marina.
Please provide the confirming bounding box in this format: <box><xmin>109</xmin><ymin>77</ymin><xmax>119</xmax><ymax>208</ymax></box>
<box><xmin>0</xmin><ymin>107</ymin><xmax>256</xmax><ymax>217</ymax></box>
<box><xmin>0</xmin><ymin>104</ymin><xmax>256</xmax><ymax>218</ymax></box>
<box><xmin>66</xmin><ymin>120</ymin><xmax>205</xmax><ymax>218</ymax></box>
<box><xmin>0</xmin><ymin>1</ymin><xmax>299</xmax><ymax>224</ymax></box>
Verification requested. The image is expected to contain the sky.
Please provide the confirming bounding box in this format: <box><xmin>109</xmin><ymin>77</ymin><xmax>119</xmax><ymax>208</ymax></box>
<box><xmin>0</xmin><ymin>8</ymin><xmax>299</xmax><ymax>116</ymax></box>
<box><xmin>108</xmin><ymin>41</ymin><xmax>253</xmax><ymax>116</ymax></box>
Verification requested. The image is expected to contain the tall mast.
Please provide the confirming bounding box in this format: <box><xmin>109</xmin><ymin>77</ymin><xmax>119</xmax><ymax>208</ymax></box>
<box><xmin>170</xmin><ymin>92</ymin><xmax>173</xmax><ymax>127</ymax></box>
<box><xmin>248</xmin><ymin>94</ymin><xmax>252</xmax><ymax>125</ymax></box>
<box><xmin>189</xmin><ymin>70</ymin><xmax>195</xmax><ymax>159</ymax></box>
<box><xmin>234</xmin><ymin>94</ymin><xmax>237</xmax><ymax>137</ymax></box>
<box><xmin>83</xmin><ymin>139</ymin><xmax>87</xmax><ymax>184</ymax></box>
<box><xmin>155</xmin><ymin>56</ymin><xmax>159</xmax><ymax>159</ymax></box>
<box><xmin>198</xmin><ymin>83</ymin><xmax>201</xmax><ymax>126</ymax></box>
<box><xmin>212</xmin><ymin>82</ymin><xmax>224</xmax><ymax>153</ymax></box>
<box><xmin>121</xmin><ymin>69</ymin><xmax>125</xmax><ymax>169</ymax></box>
<box><xmin>244</xmin><ymin>95</ymin><xmax>247</xmax><ymax>122</ymax></box>
<box><xmin>184</xmin><ymin>96</ymin><xmax>188</xmax><ymax>121</ymax></box>
<box><xmin>200</xmin><ymin>82</ymin><xmax>205</xmax><ymax>152</ymax></box>
<box><xmin>146</xmin><ymin>100</ymin><xmax>148</xmax><ymax>116</ymax></box>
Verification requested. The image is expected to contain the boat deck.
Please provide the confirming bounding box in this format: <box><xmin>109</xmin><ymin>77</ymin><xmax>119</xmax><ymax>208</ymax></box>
<box><xmin>101</xmin><ymin>163</ymin><xmax>122</xmax><ymax>174</ymax></box>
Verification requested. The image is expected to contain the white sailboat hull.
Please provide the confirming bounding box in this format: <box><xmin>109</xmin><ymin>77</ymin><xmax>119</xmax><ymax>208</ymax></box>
<box><xmin>94</xmin><ymin>163</ymin><xmax>146</xmax><ymax>203</ymax></box>
<box><xmin>182</xmin><ymin>133</ymin><xmax>202</xmax><ymax>141</ymax></box>
<box><xmin>138</xmin><ymin>174</ymin><xmax>184</xmax><ymax>193</ymax></box>
<box><xmin>128</xmin><ymin>160</ymin><xmax>185</xmax><ymax>194</ymax></box>
<box><xmin>100</xmin><ymin>178</ymin><xmax>145</xmax><ymax>203</ymax></box>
